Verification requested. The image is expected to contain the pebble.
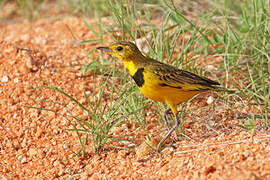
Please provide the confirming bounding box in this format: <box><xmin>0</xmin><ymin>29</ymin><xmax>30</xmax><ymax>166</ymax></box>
<box><xmin>207</xmin><ymin>96</ymin><xmax>214</xmax><ymax>105</ymax></box>
<box><xmin>83</xmin><ymin>110</ymin><xmax>89</xmax><ymax>116</ymax></box>
<box><xmin>14</xmin><ymin>77</ymin><xmax>19</xmax><ymax>83</ymax></box>
<box><xmin>206</xmin><ymin>65</ymin><xmax>216</xmax><ymax>71</ymax></box>
<box><xmin>29</xmin><ymin>148</ymin><xmax>37</xmax><ymax>157</ymax></box>
<box><xmin>21</xmin><ymin>156</ymin><xmax>27</xmax><ymax>164</ymax></box>
<box><xmin>20</xmin><ymin>34</ymin><xmax>30</xmax><ymax>41</ymax></box>
<box><xmin>1</xmin><ymin>175</ymin><xmax>8</xmax><ymax>180</ymax></box>
<box><xmin>63</xmin><ymin>144</ymin><xmax>69</xmax><ymax>149</ymax></box>
<box><xmin>61</xmin><ymin>119</ymin><xmax>68</xmax><ymax>126</ymax></box>
<box><xmin>13</xmin><ymin>113</ymin><xmax>17</xmax><ymax>118</ymax></box>
<box><xmin>36</xmin><ymin>128</ymin><xmax>43</xmax><ymax>138</ymax></box>
<box><xmin>1</xmin><ymin>76</ymin><xmax>9</xmax><ymax>82</ymax></box>
<box><xmin>53</xmin><ymin>160</ymin><xmax>60</xmax><ymax>167</ymax></box>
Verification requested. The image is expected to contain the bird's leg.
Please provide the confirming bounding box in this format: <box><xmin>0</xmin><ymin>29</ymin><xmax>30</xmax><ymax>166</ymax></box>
<box><xmin>163</xmin><ymin>109</ymin><xmax>172</xmax><ymax>131</ymax></box>
<box><xmin>156</xmin><ymin>114</ymin><xmax>180</xmax><ymax>151</ymax></box>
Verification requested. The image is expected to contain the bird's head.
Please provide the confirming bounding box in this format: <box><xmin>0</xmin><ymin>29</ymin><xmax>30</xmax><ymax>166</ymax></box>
<box><xmin>97</xmin><ymin>41</ymin><xmax>143</xmax><ymax>61</ymax></box>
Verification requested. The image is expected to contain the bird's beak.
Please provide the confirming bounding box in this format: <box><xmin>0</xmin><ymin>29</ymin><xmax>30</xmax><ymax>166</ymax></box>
<box><xmin>96</xmin><ymin>46</ymin><xmax>113</xmax><ymax>52</ymax></box>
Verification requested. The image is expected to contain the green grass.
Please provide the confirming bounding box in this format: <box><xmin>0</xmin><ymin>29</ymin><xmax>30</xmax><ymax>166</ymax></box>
<box><xmin>29</xmin><ymin>81</ymin><xmax>147</xmax><ymax>155</ymax></box>
<box><xmin>65</xmin><ymin>0</ymin><xmax>109</xmax><ymax>17</ymax></box>
<box><xmin>20</xmin><ymin>0</ymin><xmax>270</xmax><ymax>155</ymax></box>
<box><xmin>15</xmin><ymin>0</ymin><xmax>46</xmax><ymax>21</ymax></box>
<box><xmin>210</xmin><ymin>0</ymin><xmax>270</xmax><ymax>126</ymax></box>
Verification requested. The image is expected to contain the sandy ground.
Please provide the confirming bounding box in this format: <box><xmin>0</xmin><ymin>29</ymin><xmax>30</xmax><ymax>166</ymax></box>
<box><xmin>1</xmin><ymin>3</ymin><xmax>270</xmax><ymax>179</ymax></box>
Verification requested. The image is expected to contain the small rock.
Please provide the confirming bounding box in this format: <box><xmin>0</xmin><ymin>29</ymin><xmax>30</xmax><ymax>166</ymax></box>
<box><xmin>29</xmin><ymin>148</ymin><xmax>37</xmax><ymax>157</ymax></box>
<box><xmin>63</xmin><ymin>144</ymin><xmax>69</xmax><ymax>149</ymax></box>
<box><xmin>21</xmin><ymin>34</ymin><xmax>30</xmax><ymax>41</ymax></box>
<box><xmin>207</xmin><ymin>96</ymin><xmax>214</xmax><ymax>105</ymax></box>
<box><xmin>21</xmin><ymin>156</ymin><xmax>27</xmax><ymax>164</ymax></box>
<box><xmin>58</xmin><ymin>168</ymin><xmax>65</xmax><ymax>176</ymax></box>
<box><xmin>1</xmin><ymin>76</ymin><xmax>8</xmax><ymax>82</ymax></box>
<box><xmin>61</xmin><ymin>119</ymin><xmax>68</xmax><ymax>126</ymax></box>
<box><xmin>21</xmin><ymin>138</ymin><xmax>27</xmax><ymax>148</ymax></box>
<box><xmin>206</xmin><ymin>65</ymin><xmax>216</xmax><ymax>71</ymax></box>
<box><xmin>208</xmin><ymin>120</ymin><xmax>216</xmax><ymax>127</ymax></box>
<box><xmin>83</xmin><ymin>110</ymin><xmax>89</xmax><ymax>116</ymax></box>
<box><xmin>53</xmin><ymin>160</ymin><xmax>60</xmax><ymax>167</ymax></box>
<box><xmin>53</xmin><ymin>129</ymin><xmax>59</xmax><ymax>134</ymax></box>
<box><xmin>235</xmin><ymin>144</ymin><xmax>241</xmax><ymax>149</ymax></box>
<box><xmin>34</xmin><ymin>37</ymin><xmax>46</xmax><ymax>44</ymax></box>
<box><xmin>85</xmin><ymin>91</ymin><xmax>91</xmax><ymax>95</ymax></box>
<box><xmin>127</xmin><ymin>143</ymin><xmax>136</xmax><ymax>148</ymax></box>
<box><xmin>1</xmin><ymin>175</ymin><xmax>8</xmax><ymax>180</ymax></box>
<box><xmin>14</xmin><ymin>77</ymin><xmax>19</xmax><ymax>83</ymax></box>
<box><xmin>36</xmin><ymin>128</ymin><xmax>43</xmax><ymax>138</ymax></box>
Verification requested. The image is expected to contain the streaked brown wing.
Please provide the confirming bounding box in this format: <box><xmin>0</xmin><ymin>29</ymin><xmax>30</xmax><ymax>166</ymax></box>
<box><xmin>147</xmin><ymin>59</ymin><xmax>220</xmax><ymax>91</ymax></box>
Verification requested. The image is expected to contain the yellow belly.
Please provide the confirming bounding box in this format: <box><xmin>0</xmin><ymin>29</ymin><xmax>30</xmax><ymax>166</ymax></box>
<box><xmin>138</xmin><ymin>71</ymin><xmax>200</xmax><ymax>105</ymax></box>
<box><xmin>138</xmin><ymin>83</ymin><xmax>199</xmax><ymax>104</ymax></box>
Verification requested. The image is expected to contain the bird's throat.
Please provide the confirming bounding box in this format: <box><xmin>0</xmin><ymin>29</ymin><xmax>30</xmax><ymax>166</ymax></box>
<box><xmin>122</xmin><ymin>60</ymin><xmax>138</xmax><ymax>77</ymax></box>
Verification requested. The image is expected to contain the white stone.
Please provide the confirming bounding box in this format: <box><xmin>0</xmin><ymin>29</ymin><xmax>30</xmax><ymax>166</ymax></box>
<box><xmin>207</xmin><ymin>96</ymin><xmax>214</xmax><ymax>105</ymax></box>
<box><xmin>14</xmin><ymin>78</ymin><xmax>19</xmax><ymax>83</ymax></box>
<box><xmin>1</xmin><ymin>76</ymin><xmax>8</xmax><ymax>82</ymax></box>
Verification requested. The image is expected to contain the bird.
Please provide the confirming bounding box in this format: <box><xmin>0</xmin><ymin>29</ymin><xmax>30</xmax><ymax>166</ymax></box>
<box><xmin>97</xmin><ymin>41</ymin><xmax>228</xmax><ymax>151</ymax></box>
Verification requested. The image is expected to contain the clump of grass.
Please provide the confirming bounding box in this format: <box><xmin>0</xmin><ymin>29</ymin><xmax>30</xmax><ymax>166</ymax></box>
<box><xmin>29</xmin><ymin>75</ymin><xmax>147</xmax><ymax>155</ymax></box>
<box><xmin>208</xmin><ymin>0</ymin><xmax>270</xmax><ymax>126</ymax></box>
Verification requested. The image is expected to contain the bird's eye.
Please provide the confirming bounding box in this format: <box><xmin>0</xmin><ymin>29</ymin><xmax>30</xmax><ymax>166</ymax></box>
<box><xmin>116</xmin><ymin>46</ymin><xmax>123</xmax><ymax>51</ymax></box>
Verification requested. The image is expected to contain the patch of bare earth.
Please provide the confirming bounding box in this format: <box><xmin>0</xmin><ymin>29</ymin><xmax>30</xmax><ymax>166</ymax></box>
<box><xmin>1</xmin><ymin>5</ymin><xmax>270</xmax><ymax>180</ymax></box>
